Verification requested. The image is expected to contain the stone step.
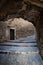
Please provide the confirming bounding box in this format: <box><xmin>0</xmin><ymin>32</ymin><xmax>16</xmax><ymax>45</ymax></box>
<box><xmin>0</xmin><ymin>46</ymin><xmax>39</xmax><ymax>52</ymax></box>
<box><xmin>0</xmin><ymin>42</ymin><xmax>37</xmax><ymax>47</ymax></box>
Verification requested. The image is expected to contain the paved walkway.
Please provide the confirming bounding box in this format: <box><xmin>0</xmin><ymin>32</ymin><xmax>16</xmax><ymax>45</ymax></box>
<box><xmin>0</xmin><ymin>35</ymin><xmax>43</xmax><ymax>65</ymax></box>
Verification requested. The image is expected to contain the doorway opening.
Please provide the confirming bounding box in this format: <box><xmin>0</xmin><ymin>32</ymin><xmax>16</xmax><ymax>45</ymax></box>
<box><xmin>10</xmin><ymin>29</ymin><xmax>14</xmax><ymax>40</ymax></box>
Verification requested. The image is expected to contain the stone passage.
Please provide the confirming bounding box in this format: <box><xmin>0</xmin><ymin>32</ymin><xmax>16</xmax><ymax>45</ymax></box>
<box><xmin>0</xmin><ymin>0</ymin><xmax>43</xmax><ymax>60</ymax></box>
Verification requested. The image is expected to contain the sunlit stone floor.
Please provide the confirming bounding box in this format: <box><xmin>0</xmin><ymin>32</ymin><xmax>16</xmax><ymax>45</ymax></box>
<box><xmin>0</xmin><ymin>53</ymin><xmax>43</xmax><ymax>65</ymax></box>
<box><xmin>0</xmin><ymin>35</ymin><xmax>43</xmax><ymax>65</ymax></box>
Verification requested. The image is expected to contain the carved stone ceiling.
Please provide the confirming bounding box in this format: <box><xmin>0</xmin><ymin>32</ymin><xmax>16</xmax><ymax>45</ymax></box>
<box><xmin>0</xmin><ymin>0</ymin><xmax>43</xmax><ymax>21</ymax></box>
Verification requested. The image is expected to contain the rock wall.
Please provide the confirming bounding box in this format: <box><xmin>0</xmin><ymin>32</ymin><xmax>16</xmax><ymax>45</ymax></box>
<box><xmin>0</xmin><ymin>18</ymin><xmax>35</xmax><ymax>41</ymax></box>
<box><xmin>39</xmin><ymin>9</ymin><xmax>43</xmax><ymax>59</ymax></box>
<box><xmin>0</xmin><ymin>22</ymin><xmax>6</xmax><ymax>42</ymax></box>
<box><xmin>0</xmin><ymin>0</ymin><xmax>43</xmax><ymax>58</ymax></box>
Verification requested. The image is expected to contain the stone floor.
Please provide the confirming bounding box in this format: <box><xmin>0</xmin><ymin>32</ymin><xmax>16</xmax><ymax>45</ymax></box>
<box><xmin>0</xmin><ymin>53</ymin><xmax>43</xmax><ymax>65</ymax></box>
<box><xmin>0</xmin><ymin>35</ymin><xmax>43</xmax><ymax>65</ymax></box>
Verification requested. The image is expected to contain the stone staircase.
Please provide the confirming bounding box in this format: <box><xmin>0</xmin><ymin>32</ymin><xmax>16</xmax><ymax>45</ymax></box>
<box><xmin>0</xmin><ymin>35</ymin><xmax>43</xmax><ymax>65</ymax></box>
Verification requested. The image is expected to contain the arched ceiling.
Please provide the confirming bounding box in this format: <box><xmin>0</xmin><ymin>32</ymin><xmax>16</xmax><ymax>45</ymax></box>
<box><xmin>0</xmin><ymin>0</ymin><xmax>43</xmax><ymax>8</ymax></box>
<box><xmin>26</xmin><ymin>0</ymin><xmax>43</xmax><ymax>8</ymax></box>
<box><xmin>0</xmin><ymin>0</ymin><xmax>43</xmax><ymax>26</ymax></box>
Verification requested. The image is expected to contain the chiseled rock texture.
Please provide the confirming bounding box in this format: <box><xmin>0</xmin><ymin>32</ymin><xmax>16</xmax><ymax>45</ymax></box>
<box><xmin>0</xmin><ymin>0</ymin><xmax>43</xmax><ymax>58</ymax></box>
<box><xmin>0</xmin><ymin>18</ymin><xmax>35</xmax><ymax>41</ymax></box>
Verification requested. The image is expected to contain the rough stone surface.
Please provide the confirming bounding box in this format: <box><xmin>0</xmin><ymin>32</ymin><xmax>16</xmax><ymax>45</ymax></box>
<box><xmin>0</xmin><ymin>35</ymin><xmax>43</xmax><ymax>65</ymax></box>
<box><xmin>0</xmin><ymin>0</ymin><xmax>43</xmax><ymax>58</ymax></box>
<box><xmin>0</xmin><ymin>18</ymin><xmax>35</xmax><ymax>41</ymax></box>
